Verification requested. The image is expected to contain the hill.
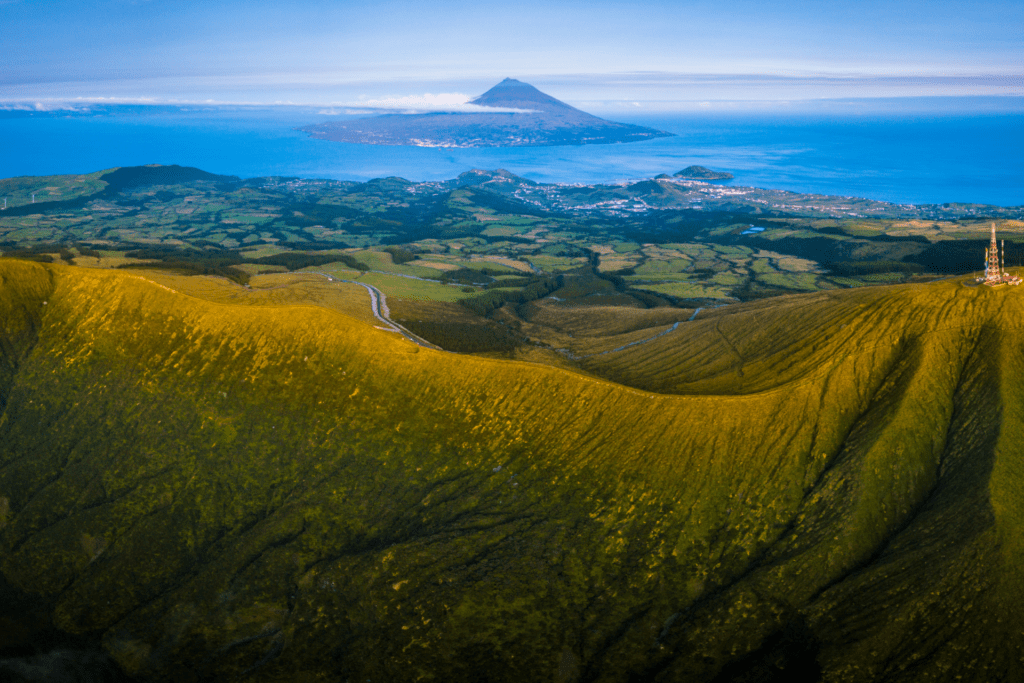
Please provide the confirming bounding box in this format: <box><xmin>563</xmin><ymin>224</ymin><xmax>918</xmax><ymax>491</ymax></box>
<box><xmin>0</xmin><ymin>164</ymin><xmax>236</xmax><ymax>217</ymax></box>
<box><xmin>675</xmin><ymin>165</ymin><xmax>734</xmax><ymax>180</ymax></box>
<box><xmin>2</xmin><ymin>259</ymin><xmax>1024</xmax><ymax>681</ymax></box>
<box><xmin>299</xmin><ymin>78</ymin><xmax>674</xmax><ymax>147</ymax></box>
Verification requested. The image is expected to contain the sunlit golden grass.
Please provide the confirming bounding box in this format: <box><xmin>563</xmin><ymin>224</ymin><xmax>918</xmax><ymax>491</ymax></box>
<box><xmin>89</xmin><ymin>268</ymin><xmax>380</xmax><ymax>327</ymax></box>
<box><xmin>2</xmin><ymin>260</ymin><xmax>1023</xmax><ymax>681</ymax></box>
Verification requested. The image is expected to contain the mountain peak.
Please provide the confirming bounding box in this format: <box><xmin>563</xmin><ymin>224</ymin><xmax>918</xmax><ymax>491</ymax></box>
<box><xmin>470</xmin><ymin>78</ymin><xmax>581</xmax><ymax>113</ymax></box>
<box><xmin>302</xmin><ymin>78</ymin><xmax>675</xmax><ymax>147</ymax></box>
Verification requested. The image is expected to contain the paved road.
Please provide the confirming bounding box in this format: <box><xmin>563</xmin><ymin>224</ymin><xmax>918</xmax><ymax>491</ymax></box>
<box><xmin>309</xmin><ymin>272</ymin><xmax>443</xmax><ymax>350</ymax></box>
<box><xmin>308</xmin><ymin>271</ymin><xmax>720</xmax><ymax>356</ymax></box>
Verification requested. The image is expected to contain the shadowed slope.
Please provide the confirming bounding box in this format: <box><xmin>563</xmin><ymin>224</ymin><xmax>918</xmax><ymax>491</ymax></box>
<box><xmin>0</xmin><ymin>261</ymin><xmax>1022</xmax><ymax>682</ymax></box>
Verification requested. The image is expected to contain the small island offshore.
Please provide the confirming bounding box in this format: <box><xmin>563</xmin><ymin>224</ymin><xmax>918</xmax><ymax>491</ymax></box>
<box><xmin>674</xmin><ymin>165</ymin><xmax>734</xmax><ymax>180</ymax></box>
<box><xmin>299</xmin><ymin>78</ymin><xmax>675</xmax><ymax>148</ymax></box>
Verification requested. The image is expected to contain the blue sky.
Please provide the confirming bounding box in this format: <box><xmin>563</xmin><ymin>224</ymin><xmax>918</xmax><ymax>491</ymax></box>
<box><xmin>2</xmin><ymin>0</ymin><xmax>1022</xmax><ymax>110</ymax></box>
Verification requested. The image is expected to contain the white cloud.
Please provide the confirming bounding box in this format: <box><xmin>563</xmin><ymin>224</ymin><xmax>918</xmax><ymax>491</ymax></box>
<box><xmin>0</xmin><ymin>92</ymin><xmax>533</xmax><ymax>114</ymax></box>
<box><xmin>340</xmin><ymin>92</ymin><xmax>531</xmax><ymax>114</ymax></box>
<box><xmin>0</xmin><ymin>96</ymin><xmax>165</xmax><ymax>113</ymax></box>
<box><xmin>0</xmin><ymin>101</ymin><xmax>86</xmax><ymax>112</ymax></box>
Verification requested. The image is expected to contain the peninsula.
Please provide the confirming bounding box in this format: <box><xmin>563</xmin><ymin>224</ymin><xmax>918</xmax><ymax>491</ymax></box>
<box><xmin>299</xmin><ymin>78</ymin><xmax>674</xmax><ymax>148</ymax></box>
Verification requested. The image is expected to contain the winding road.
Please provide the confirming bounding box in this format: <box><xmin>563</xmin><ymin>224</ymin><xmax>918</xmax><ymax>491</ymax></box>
<box><xmin>310</xmin><ymin>271</ymin><xmax>720</xmax><ymax>357</ymax></box>
<box><xmin>309</xmin><ymin>272</ymin><xmax>442</xmax><ymax>350</ymax></box>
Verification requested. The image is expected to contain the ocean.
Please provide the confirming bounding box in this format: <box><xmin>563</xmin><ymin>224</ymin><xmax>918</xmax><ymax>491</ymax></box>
<box><xmin>2</xmin><ymin>103</ymin><xmax>1022</xmax><ymax>207</ymax></box>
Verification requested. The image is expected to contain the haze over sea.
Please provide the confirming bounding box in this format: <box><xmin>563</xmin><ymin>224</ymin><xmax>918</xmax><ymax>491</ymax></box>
<box><xmin>2</xmin><ymin>100</ymin><xmax>1022</xmax><ymax>207</ymax></box>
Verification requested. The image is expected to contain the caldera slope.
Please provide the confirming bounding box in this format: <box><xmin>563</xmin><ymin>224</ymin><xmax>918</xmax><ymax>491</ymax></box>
<box><xmin>0</xmin><ymin>260</ymin><xmax>1022</xmax><ymax>682</ymax></box>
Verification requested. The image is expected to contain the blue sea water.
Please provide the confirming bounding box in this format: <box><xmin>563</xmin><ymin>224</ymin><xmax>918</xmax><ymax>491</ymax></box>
<box><xmin>1</xmin><ymin>105</ymin><xmax>1022</xmax><ymax>207</ymax></box>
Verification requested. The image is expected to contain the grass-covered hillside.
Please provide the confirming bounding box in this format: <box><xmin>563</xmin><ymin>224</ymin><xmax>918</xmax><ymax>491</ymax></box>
<box><xmin>1</xmin><ymin>259</ymin><xmax>1023</xmax><ymax>682</ymax></box>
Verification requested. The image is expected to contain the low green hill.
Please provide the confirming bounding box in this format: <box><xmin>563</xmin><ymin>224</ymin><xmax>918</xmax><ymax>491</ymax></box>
<box><xmin>674</xmin><ymin>166</ymin><xmax>734</xmax><ymax>180</ymax></box>
<box><xmin>1</xmin><ymin>260</ymin><xmax>1022</xmax><ymax>681</ymax></box>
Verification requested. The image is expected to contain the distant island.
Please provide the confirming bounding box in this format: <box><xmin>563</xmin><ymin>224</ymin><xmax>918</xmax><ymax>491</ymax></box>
<box><xmin>299</xmin><ymin>78</ymin><xmax>675</xmax><ymax>148</ymax></box>
<box><xmin>675</xmin><ymin>165</ymin><xmax>734</xmax><ymax>180</ymax></box>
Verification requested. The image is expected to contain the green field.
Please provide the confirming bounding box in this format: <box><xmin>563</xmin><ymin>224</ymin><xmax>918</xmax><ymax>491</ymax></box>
<box><xmin>5</xmin><ymin>165</ymin><xmax>1020</xmax><ymax>315</ymax></box>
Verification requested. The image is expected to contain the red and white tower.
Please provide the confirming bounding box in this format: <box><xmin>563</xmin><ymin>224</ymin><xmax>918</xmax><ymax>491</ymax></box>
<box><xmin>980</xmin><ymin>222</ymin><xmax>1022</xmax><ymax>286</ymax></box>
<box><xmin>988</xmin><ymin>223</ymin><xmax>1001</xmax><ymax>280</ymax></box>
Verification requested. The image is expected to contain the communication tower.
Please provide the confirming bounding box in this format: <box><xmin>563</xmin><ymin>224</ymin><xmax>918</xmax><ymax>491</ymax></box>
<box><xmin>979</xmin><ymin>223</ymin><xmax>1022</xmax><ymax>286</ymax></box>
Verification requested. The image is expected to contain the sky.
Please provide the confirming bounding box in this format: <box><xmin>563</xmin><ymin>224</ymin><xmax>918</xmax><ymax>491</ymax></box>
<box><xmin>2</xmin><ymin>0</ymin><xmax>1022</xmax><ymax>112</ymax></box>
